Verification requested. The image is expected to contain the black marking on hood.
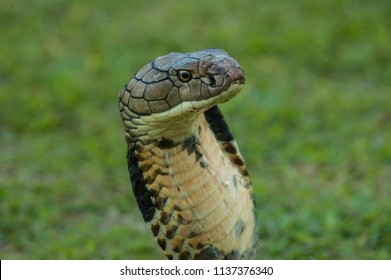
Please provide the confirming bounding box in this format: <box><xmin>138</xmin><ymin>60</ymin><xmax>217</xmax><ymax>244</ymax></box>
<box><xmin>127</xmin><ymin>149</ymin><xmax>155</xmax><ymax>223</ymax></box>
<box><xmin>204</xmin><ymin>106</ymin><xmax>234</xmax><ymax>142</ymax></box>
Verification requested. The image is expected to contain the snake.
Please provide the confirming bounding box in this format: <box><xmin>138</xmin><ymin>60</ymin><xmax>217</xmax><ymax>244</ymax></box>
<box><xmin>118</xmin><ymin>49</ymin><xmax>258</xmax><ymax>259</ymax></box>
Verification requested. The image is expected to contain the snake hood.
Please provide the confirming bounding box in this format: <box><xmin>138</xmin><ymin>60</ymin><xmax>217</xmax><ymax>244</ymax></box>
<box><xmin>118</xmin><ymin>49</ymin><xmax>258</xmax><ymax>259</ymax></box>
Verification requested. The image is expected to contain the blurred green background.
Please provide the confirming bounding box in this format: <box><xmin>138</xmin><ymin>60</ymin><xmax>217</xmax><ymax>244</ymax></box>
<box><xmin>1</xmin><ymin>0</ymin><xmax>390</xmax><ymax>259</ymax></box>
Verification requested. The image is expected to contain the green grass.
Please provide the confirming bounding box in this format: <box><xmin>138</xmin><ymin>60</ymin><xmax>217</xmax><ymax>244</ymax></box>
<box><xmin>1</xmin><ymin>0</ymin><xmax>390</xmax><ymax>259</ymax></box>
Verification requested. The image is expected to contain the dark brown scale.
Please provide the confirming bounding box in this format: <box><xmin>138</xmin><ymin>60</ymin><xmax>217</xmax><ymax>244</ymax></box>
<box><xmin>156</xmin><ymin>167</ymin><xmax>170</xmax><ymax>176</ymax></box>
<box><xmin>188</xmin><ymin>231</ymin><xmax>198</xmax><ymax>238</ymax></box>
<box><xmin>139</xmin><ymin>162</ymin><xmax>153</xmax><ymax>172</ymax></box>
<box><xmin>178</xmin><ymin>249</ymin><xmax>191</xmax><ymax>260</ymax></box>
<box><xmin>223</xmin><ymin>143</ymin><xmax>237</xmax><ymax>154</ymax></box>
<box><xmin>242</xmin><ymin>169</ymin><xmax>250</xmax><ymax>177</ymax></box>
<box><xmin>177</xmin><ymin>213</ymin><xmax>191</xmax><ymax>225</ymax></box>
<box><xmin>173</xmin><ymin>204</ymin><xmax>182</xmax><ymax>211</ymax></box>
<box><xmin>232</xmin><ymin>155</ymin><xmax>245</xmax><ymax>166</ymax></box>
<box><xmin>144</xmin><ymin>170</ymin><xmax>159</xmax><ymax>184</ymax></box>
<box><xmin>194</xmin><ymin>148</ymin><xmax>203</xmax><ymax>161</ymax></box>
<box><xmin>151</xmin><ymin>222</ymin><xmax>160</xmax><ymax>236</ymax></box>
<box><xmin>159</xmin><ymin>211</ymin><xmax>171</xmax><ymax>225</ymax></box>
<box><xmin>165</xmin><ymin>253</ymin><xmax>174</xmax><ymax>260</ymax></box>
<box><xmin>154</xmin><ymin>196</ymin><xmax>168</xmax><ymax>210</ymax></box>
<box><xmin>144</xmin><ymin>207</ymin><xmax>156</xmax><ymax>222</ymax></box>
<box><xmin>172</xmin><ymin>237</ymin><xmax>185</xmax><ymax>252</ymax></box>
<box><xmin>157</xmin><ymin>236</ymin><xmax>166</xmax><ymax>250</ymax></box>
<box><xmin>165</xmin><ymin>223</ymin><xmax>179</xmax><ymax>239</ymax></box>
<box><xmin>148</xmin><ymin>187</ymin><xmax>160</xmax><ymax>198</ymax></box>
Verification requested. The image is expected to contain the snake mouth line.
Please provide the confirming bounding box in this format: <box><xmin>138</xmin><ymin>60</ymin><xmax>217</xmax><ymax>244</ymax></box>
<box><xmin>142</xmin><ymin>83</ymin><xmax>243</xmax><ymax>121</ymax></box>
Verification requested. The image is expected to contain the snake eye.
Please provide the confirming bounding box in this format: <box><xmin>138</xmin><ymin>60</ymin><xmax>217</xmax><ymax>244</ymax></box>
<box><xmin>178</xmin><ymin>70</ymin><xmax>192</xmax><ymax>82</ymax></box>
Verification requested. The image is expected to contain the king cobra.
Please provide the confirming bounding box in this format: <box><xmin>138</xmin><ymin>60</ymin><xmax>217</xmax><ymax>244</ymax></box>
<box><xmin>118</xmin><ymin>49</ymin><xmax>258</xmax><ymax>259</ymax></box>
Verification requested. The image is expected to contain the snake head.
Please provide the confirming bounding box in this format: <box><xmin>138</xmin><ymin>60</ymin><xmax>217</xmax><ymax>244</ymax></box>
<box><xmin>120</xmin><ymin>49</ymin><xmax>245</xmax><ymax>116</ymax></box>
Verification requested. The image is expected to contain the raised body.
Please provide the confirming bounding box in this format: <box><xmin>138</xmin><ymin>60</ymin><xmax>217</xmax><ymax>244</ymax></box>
<box><xmin>118</xmin><ymin>49</ymin><xmax>257</xmax><ymax>259</ymax></box>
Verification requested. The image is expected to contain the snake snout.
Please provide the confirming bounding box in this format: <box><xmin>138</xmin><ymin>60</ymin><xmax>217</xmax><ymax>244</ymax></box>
<box><xmin>227</xmin><ymin>67</ymin><xmax>246</xmax><ymax>85</ymax></box>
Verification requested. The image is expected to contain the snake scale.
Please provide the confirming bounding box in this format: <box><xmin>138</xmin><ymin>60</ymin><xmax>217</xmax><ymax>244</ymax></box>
<box><xmin>118</xmin><ymin>49</ymin><xmax>258</xmax><ymax>259</ymax></box>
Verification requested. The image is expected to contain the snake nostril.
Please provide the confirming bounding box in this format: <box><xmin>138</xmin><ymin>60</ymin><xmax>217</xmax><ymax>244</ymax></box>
<box><xmin>208</xmin><ymin>75</ymin><xmax>216</xmax><ymax>87</ymax></box>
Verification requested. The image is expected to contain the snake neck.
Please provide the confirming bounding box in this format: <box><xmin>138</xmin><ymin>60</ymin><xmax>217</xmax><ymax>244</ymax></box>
<box><xmin>127</xmin><ymin>112</ymin><xmax>218</xmax><ymax>184</ymax></box>
<box><xmin>126</xmin><ymin>111</ymin><xmax>257</xmax><ymax>259</ymax></box>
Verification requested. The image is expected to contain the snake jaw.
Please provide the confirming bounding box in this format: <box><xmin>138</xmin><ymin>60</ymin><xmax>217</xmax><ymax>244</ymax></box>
<box><xmin>122</xmin><ymin>82</ymin><xmax>243</xmax><ymax>141</ymax></box>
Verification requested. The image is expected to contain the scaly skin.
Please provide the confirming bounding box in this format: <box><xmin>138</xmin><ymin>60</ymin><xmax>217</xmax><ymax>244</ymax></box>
<box><xmin>118</xmin><ymin>49</ymin><xmax>258</xmax><ymax>259</ymax></box>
